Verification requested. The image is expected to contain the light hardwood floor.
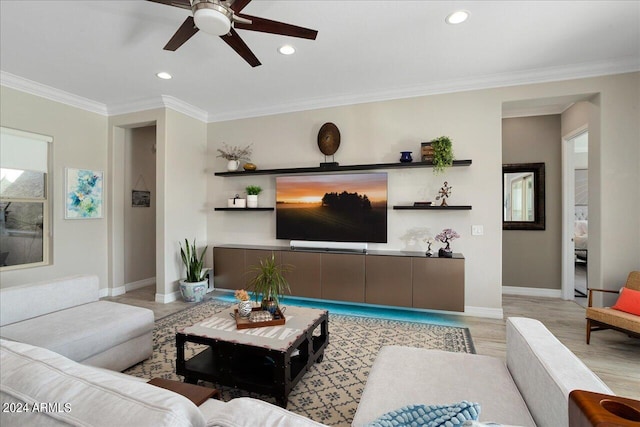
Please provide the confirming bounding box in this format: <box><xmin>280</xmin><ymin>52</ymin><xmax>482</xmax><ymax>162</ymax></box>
<box><xmin>106</xmin><ymin>287</ymin><xmax>640</xmax><ymax>400</ymax></box>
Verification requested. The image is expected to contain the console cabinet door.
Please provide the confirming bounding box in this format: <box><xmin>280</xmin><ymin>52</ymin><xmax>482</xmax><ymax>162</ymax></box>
<box><xmin>281</xmin><ymin>251</ymin><xmax>322</xmax><ymax>299</ymax></box>
<box><xmin>321</xmin><ymin>253</ymin><xmax>365</xmax><ymax>303</ymax></box>
<box><xmin>365</xmin><ymin>255</ymin><xmax>412</xmax><ymax>307</ymax></box>
<box><xmin>213</xmin><ymin>247</ymin><xmax>245</xmax><ymax>290</ymax></box>
<box><xmin>412</xmin><ymin>258</ymin><xmax>464</xmax><ymax>312</ymax></box>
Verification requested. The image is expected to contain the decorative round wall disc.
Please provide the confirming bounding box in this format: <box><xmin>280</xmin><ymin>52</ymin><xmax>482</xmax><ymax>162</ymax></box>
<box><xmin>317</xmin><ymin>123</ymin><xmax>341</xmax><ymax>156</ymax></box>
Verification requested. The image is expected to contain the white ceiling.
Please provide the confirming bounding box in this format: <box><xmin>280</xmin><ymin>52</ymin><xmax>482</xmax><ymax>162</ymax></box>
<box><xmin>1</xmin><ymin>1</ymin><xmax>639</xmax><ymax>122</ymax></box>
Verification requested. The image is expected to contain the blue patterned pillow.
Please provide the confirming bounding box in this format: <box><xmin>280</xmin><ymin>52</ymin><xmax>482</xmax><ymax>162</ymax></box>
<box><xmin>366</xmin><ymin>401</ymin><xmax>481</xmax><ymax>427</ymax></box>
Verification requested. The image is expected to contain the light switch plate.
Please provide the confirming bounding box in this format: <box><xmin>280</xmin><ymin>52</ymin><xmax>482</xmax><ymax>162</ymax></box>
<box><xmin>472</xmin><ymin>225</ymin><xmax>484</xmax><ymax>236</ymax></box>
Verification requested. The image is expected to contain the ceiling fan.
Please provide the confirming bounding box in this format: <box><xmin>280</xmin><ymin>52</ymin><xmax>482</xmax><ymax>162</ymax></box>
<box><xmin>147</xmin><ymin>0</ymin><xmax>318</xmax><ymax>67</ymax></box>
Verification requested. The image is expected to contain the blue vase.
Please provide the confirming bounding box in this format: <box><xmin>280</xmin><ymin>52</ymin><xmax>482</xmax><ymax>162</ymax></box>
<box><xmin>400</xmin><ymin>151</ymin><xmax>413</xmax><ymax>163</ymax></box>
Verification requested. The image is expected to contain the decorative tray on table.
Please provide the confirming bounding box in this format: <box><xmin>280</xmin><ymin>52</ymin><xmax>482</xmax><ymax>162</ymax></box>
<box><xmin>234</xmin><ymin>307</ymin><xmax>286</xmax><ymax>329</ymax></box>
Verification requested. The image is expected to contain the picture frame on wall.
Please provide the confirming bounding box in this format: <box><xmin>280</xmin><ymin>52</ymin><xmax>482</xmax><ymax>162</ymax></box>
<box><xmin>132</xmin><ymin>190</ymin><xmax>151</xmax><ymax>207</ymax></box>
<box><xmin>64</xmin><ymin>168</ymin><xmax>103</xmax><ymax>219</ymax></box>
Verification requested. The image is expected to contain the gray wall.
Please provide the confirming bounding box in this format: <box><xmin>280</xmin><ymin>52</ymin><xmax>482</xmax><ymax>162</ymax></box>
<box><xmin>124</xmin><ymin>126</ymin><xmax>156</xmax><ymax>285</ymax></box>
<box><xmin>502</xmin><ymin>115</ymin><xmax>562</xmax><ymax>289</ymax></box>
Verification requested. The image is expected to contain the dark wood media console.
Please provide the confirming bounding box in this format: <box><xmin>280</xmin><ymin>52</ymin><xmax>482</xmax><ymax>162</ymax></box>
<box><xmin>213</xmin><ymin>245</ymin><xmax>465</xmax><ymax>312</ymax></box>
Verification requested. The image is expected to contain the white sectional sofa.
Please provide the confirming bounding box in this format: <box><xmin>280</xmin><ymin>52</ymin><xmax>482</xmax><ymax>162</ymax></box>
<box><xmin>0</xmin><ymin>311</ymin><xmax>615</xmax><ymax>426</ymax></box>
<box><xmin>352</xmin><ymin>317</ymin><xmax>614</xmax><ymax>427</ymax></box>
<box><xmin>0</xmin><ymin>338</ymin><xmax>325</xmax><ymax>427</ymax></box>
<box><xmin>0</xmin><ymin>275</ymin><xmax>154</xmax><ymax>371</ymax></box>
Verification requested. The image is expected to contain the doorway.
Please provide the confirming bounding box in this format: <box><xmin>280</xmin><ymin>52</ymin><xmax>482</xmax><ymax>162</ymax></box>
<box><xmin>562</xmin><ymin>129</ymin><xmax>589</xmax><ymax>305</ymax></box>
<box><xmin>123</xmin><ymin>126</ymin><xmax>157</xmax><ymax>299</ymax></box>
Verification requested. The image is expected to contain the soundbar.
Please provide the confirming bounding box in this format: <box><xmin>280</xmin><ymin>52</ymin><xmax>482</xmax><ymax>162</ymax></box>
<box><xmin>290</xmin><ymin>240</ymin><xmax>368</xmax><ymax>253</ymax></box>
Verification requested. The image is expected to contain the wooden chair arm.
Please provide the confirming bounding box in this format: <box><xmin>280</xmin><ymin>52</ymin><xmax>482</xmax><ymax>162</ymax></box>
<box><xmin>587</xmin><ymin>288</ymin><xmax>620</xmax><ymax>307</ymax></box>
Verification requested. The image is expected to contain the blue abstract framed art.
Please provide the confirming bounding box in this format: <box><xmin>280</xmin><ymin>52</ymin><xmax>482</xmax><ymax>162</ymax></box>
<box><xmin>64</xmin><ymin>168</ymin><xmax>103</xmax><ymax>219</ymax></box>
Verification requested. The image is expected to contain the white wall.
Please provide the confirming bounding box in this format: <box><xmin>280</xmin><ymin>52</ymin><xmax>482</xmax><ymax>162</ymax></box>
<box><xmin>208</xmin><ymin>72</ymin><xmax>640</xmax><ymax>314</ymax></box>
<box><xmin>163</xmin><ymin>109</ymin><xmax>208</xmax><ymax>297</ymax></box>
<box><xmin>0</xmin><ymin>86</ymin><xmax>109</xmax><ymax>289</ymax></box>
<box><xmin>208</xmin><ymin>90</ymin><xmax>504</xmax><ymax>315</ymax></box>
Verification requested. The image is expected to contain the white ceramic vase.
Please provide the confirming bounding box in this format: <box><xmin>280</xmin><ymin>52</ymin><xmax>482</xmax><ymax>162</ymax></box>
<box><xmin>227</xmin><ymin>160</ymin><xmax>240</xmax><ymax>171</ymax></box>
<box><xmin>238</xmin><ymin>300</ymin><xmax>253</xmax><ymax>318</ymax></box>
<box><xmin>247</xmin><ymin>194</ymin><xmax>258</xmax><ymax>208</ymax></box>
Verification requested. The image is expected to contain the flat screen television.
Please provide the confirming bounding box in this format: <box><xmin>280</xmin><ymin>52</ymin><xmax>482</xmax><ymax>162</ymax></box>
<box><xmin>276</xmin><ymin>173</ymin><xmax>387</xmax><ymax>243</ymax></box>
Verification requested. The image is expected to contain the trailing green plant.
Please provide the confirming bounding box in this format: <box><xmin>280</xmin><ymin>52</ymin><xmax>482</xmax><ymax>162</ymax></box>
<box><xmin>245</xmin><ymin>185</ymin><xmax>263</xmax><ymax>196</ymax></box>
<box><xmin>179</xmin><ymin>238</ymin><xmax>208</xmax><ymax>282</ymax></box>
<box><xmin>247</xmin><ymin>253</ymin><xmax>292</xmax><ymax>307</ymax></box>
<box><xmin>431</xmin><ymin>136</ymin><xmax>454</xmax><ymax>174</ymax></box>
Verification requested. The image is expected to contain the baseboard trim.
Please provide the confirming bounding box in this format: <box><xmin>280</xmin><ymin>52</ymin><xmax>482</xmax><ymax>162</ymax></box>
<box><xmin>463</xmin><ymin>306</ymin><xmax>504</xmax><ymax>319</ymax></box>
<box><xmin>502</xmin><ymin>286</ymin><xmax>562</xmax><ymax>298</ymax></box>
<box><xmin>155</xmin><ymin>291</ymin><xmax>180</xmax><ymax>304</ymax></box>
<box><xmin>125</xmin><ymin>277</ymin><xmax>155</xmax><ymax>292</ymax></box>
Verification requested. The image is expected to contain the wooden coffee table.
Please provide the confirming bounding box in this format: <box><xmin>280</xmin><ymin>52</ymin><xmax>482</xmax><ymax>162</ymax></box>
<box><xmin>176</xmin><ymin>305</ymin><xmax>329</xmax><ymax>407</ymax></box>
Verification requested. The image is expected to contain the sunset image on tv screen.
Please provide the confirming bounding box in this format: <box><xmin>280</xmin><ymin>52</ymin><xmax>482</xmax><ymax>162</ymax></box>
<box><xmin>276</xmin><ymin>173</ymin><xmax>387</xmax><ymax>243</ymax></box>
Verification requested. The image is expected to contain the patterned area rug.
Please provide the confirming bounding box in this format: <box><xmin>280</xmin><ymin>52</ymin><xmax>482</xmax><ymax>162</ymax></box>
<box><xmin>125</xmin><ymin>300</ymin><xmax>475</xmax><ymax>426</ymax></box>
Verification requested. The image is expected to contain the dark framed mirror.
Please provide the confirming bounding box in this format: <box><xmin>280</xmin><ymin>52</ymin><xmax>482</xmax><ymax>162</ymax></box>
<box><xmin>503</xmin><ymin>162</ymin><xmax>545</xmax><ymax>230</ymax></box>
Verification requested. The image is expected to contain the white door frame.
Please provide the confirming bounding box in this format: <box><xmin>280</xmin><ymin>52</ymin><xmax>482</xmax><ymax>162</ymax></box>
<box><xmin>561</xmin><ymin>126</ymin><xmax>588</xmax><ymax>300</ymax></box>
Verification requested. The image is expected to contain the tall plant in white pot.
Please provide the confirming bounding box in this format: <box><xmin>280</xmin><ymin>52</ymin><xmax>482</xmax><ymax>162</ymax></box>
<box><xmin>179</xmin><ymin>238</ymin><xmax>209</xmax><ymax>303</ymax></box>
<box><xmin>246</xmin><ymin>185</ymin><xmax>262</xmax><ymax>208</ymax></box>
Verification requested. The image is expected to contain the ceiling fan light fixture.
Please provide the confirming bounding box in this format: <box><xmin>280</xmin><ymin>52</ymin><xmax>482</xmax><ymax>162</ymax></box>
<box><xmin>156</xmin><ymin>72</ymin><xmax>172</xmax><ymax>80</ymax></box>
<box><xmin>446</xmin><ymin>10</ymin><xmax>470</xmax><ymax>25</ymax></box>
<box><xmin>278</xmin><ymin>45</ymin><xmax>296</xmax><ymax>55</ymax></box>
<box><xmin>193</xmin><ymin>4</ymin><xmax>231</xmax><ymax>36</ymax></box>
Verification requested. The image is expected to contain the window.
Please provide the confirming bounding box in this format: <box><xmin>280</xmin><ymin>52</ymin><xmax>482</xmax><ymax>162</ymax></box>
<box><xmin>0</xmin><ymin>127</ymin><xmax>52</xmax><ymax>270</ymax></box>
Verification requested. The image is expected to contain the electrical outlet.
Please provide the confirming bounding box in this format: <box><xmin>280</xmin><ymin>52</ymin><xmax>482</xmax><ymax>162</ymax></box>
<box><xmin>472</xmin><ymin>225</ymin><xmax>484</xmax><ymax>236</ymax></box>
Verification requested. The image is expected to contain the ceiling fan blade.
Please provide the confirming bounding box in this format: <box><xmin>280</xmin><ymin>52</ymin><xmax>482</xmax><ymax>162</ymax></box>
<box><xmin>146</xmin><ymin>0</ymin><xmax>192</xmax><ymax>10</ymax></box>
<box><xmin>164</xmin><ymin>16</ymin><xmax>199</xmax><ymax>51</ymax></box>
<box><xmin>235</xmin><ymin>14</ymin><xmax>318</xmax><ymax>40</ymax></box>
<box><xmin>230</xmin><ymin>0</ymin><xmax>252</xmax><ymax>13</ymax></box>
<box><xmin>220</xmin><ymin>28</ymin><xmax>261</xmax><ymax>67</ymax></box>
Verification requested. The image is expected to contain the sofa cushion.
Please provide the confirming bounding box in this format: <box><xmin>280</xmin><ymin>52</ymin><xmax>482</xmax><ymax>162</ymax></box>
<box><xmin>0</xmin><ymin>275</ymin><xmax>99</xmax><ymax>326</ymax></box>
<box><xmin>200</xmin><ymin>397</ymin><xmax>328</xmax><ymax>427</ymax></box>
<box><xmin>0</xmin><ymin>339</ymin><xmax>206</xmax><ymax>427</ymax></box>
<box><xmin>0</xmin><ymin>301</ymin><xmax>154</xmax><ymax>363</ymax></box>
<box><xmin>350</xmin><ymin>346</ymin><xmax>535</xmax><ymax>427</ymax></box>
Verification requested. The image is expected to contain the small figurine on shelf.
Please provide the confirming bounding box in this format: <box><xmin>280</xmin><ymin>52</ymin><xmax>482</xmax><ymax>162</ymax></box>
<box><xmin>435</xmin><ymin>228</ymin><xmax>460</xmax><ymax>258</ymax></box>
<box><xmin>436</xmin><ymin>181</ymin><xmax>452</xmax><ymax>206</ymax></box>
<box><xmin>424</xmin><ymin>237</ymin><xmax>435</xmax><ymax>257</ymax></box>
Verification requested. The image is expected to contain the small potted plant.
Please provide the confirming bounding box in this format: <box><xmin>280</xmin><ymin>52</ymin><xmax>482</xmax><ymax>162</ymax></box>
<box><xmin>235</xmin><ymin>289</ymin><xmax>253</xmax><ymax>318</ymax></box>
<box><xmin>430</xmin><ymin>136</ymin><xmax>454</xmax><ymax>174</ymax></box>
<box><xmin>435</xmin><ymin>228</ymin><xmax>460</xmax><ymax>258</ymax></box>
<box><xmin>247</xmin><ymin>253</ymin><xmax>292</xmax><ymax>315</ymax></box>
<box><xmin>179</xmin><ymin>238</ymin><xmax>208</xmax><ymax>302</ymax></box>
<box><xmin>245</xmin><ymin>185</ymin><xmax>262</xmax><ymax>208</ymax></box>
<box><xmin>216</xmin><ymin>143</ymin><xmax>252</xmax><ymax>172</ymax></box>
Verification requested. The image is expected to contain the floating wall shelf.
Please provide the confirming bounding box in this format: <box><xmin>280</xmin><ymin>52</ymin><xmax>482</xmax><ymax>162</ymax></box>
<box><xmin>214</xmin><ymin>160</ymin><xmax>472</xmax><ymax>176</ymax></box>
<box><xmin>393</xmin><ymin>205</ymin><xmax>472</xmax><ymax>210</ymax></box>
<box><xmin>214</xmin><ymin>207</ymin><xmax>275</xmax><ymax>211</ymax></box>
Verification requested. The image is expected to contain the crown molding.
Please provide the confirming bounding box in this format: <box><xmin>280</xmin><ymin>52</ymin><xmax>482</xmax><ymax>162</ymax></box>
<box><xmin>4</xmin><ymin>56</ymin><xmax>639</xmax><ymax>124</ymax></box>
<box><xmin>0</xmin><ymin>71</ymin><xmax>108</xmax><ymax>116</ymax></box>
<box><xmin>161</xmin><ymin>95</ymin><xmax>209</xmax><ymax>122</ymax></box>
<box><xmin>107</xmin><ymin>95</ymin><xmax>208</xmax><ymax>122</ymax></box>
<box><xmin>207</xmin><ymin>56</ymin><xmax>640</xmax><ymax>122</ymax></box>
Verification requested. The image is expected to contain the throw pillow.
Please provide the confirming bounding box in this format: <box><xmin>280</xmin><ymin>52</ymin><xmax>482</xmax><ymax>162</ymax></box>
<box><xmin>612</xmin><ymin>287</ymin><xmax>640</xmax><ymax>316</ymax></box>
<box><xmin>366</xmin><ymin>401</ymin><xmax>480</xmax><ymax>427</ymax></box>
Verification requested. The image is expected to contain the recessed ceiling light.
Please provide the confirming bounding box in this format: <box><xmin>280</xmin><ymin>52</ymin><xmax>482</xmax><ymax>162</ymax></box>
<box><xmin>156</xmin><ymin>72</ymin><xmax>172</xmax><ymax>80</ymax></box>
<box><xmin>446</xmin><ymin>10</ymin><xmax>470</xmax><ymax>24</ymax></box>
<box><xmin>278</xmin><ymin>45</ymin><xmax>296</xmax><ymax>55</ymax></box>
